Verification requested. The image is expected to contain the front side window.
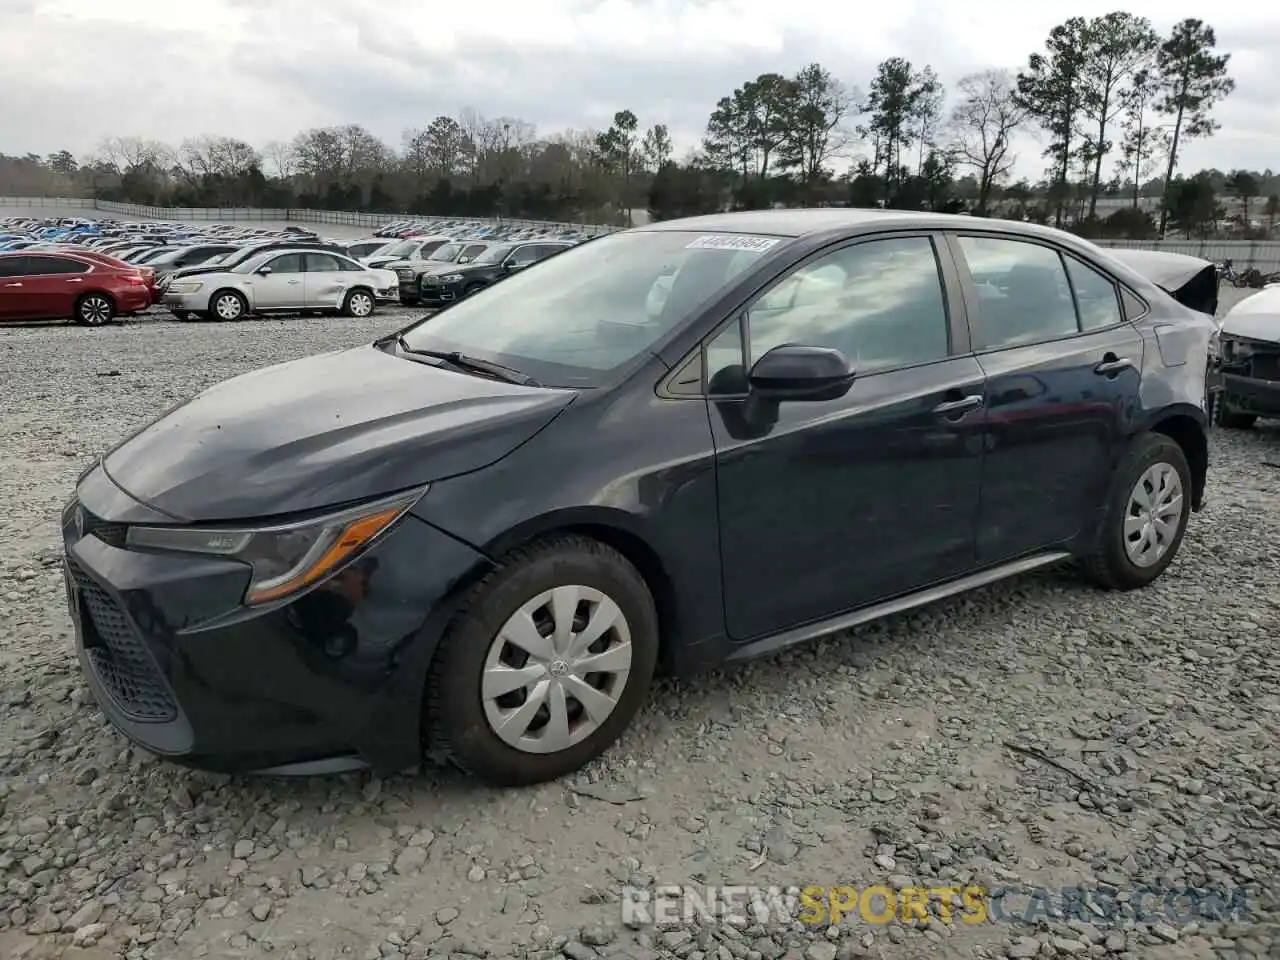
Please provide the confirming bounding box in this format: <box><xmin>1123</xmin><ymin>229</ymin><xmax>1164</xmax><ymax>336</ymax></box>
<box><xmin>399</xmin><ymin>230</ymin><xmax>782</xmax><ymax>387</ymax></box>
<box><xmin>265</xmin><ymin>253</ymin><xmax>304</xmax><ymax>274</ymax></box>
<box><xmin>459</xmin><ymin>243</ymin><xmax>489</xmax><ymax>264</ymax></box>
<box><xmin>705</xmin><ymin>236</ymin><xmax>951</xmax><ymax>389</ymax></box>
<box><xmin>507</xmin><ymin>245</ymin><xmax>540</xmax><ymax>266</ymax></box>
<box><xmin>957</xmin><ymin>236</ymin><xmax>1078</xmax><ymax>349</ymax></box>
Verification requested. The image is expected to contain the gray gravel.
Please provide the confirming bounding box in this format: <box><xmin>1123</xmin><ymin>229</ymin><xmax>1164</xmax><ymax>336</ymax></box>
<box><xmin>1</xmin><ymin>297</ymin><xmax>1279</xmax><ymax>960</ymax></box>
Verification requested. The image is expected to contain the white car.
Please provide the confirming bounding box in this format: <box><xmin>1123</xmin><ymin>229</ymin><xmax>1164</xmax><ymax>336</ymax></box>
<box><xmin>161</xmin><ymin>248</ymin><xmax>399</xmax><ymax>321</ymax></box>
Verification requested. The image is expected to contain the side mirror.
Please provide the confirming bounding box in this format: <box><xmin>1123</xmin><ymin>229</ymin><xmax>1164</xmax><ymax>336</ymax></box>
<box><xmin>748</xmin><ymin>344</ymin><xmax>855</xmax><ymax>402</ymax></box>
<box><xmin>256</xmin><ymin>266</ymin><xmax>272</xmax><ymax>276</ymax></box>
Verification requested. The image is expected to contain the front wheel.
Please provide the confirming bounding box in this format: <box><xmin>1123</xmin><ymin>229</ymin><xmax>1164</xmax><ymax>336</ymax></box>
<box><xmin>462</xmin><ymin>283</ymin><xmax>485</xmax><ymax>299</ymax></box>
<box><xmin>342</xmin><ymin>288</ymin><xmax>375</xmax><ymax>317</ymax></box>
<box><xmin>209</xmin><ymin>289</ymin><xmax>247</xmax><ymax>322</ymax></box>
<box><xmin>75</xmin><ymin>294</ymin><xmax>115</xmax><ymax>326</ymax></box>
<box><xmin>1082</xmin><ymin>433</ymin><xmax>1192</xmax><ymax>590</ymax></box>
<box><xmin>424</xmin><ymin>536</ymin><xmax>659</xmax><ymax>787</ymax></box>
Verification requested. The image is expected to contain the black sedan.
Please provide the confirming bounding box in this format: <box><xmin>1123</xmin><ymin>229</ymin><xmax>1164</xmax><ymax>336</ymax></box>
<box><xmin>417</xmin><ymin>240</ymin><xmax>575</xmax><ymax>306</ymax></box>
<box><xmin>62</xmin><ymin>210</ymin><xmax>1214</xmax><ymax>787</ymax></box>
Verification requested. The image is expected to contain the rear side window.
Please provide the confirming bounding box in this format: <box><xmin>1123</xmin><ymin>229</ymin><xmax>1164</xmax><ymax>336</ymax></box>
<box><xmin>266</xmin><ymin>254</ymin><xmax>304</xmax><ymax>273</ymax></box>
<box><xmin>24</xmin><ymin>255</ymin><xmax>90</xmax><ymax>275</ymax></box>
<box><xmin>956</xmin><ymin>236</ymin><xmax>1077</xmax><ymax>349</ymax></box>
<box><xmin>1064</xmin><ymin>256</ymin><xmax>1123</xmax><ymax>330</ymax></box>
<box><xmin>304</xmin><ymin>253</ymin><xmax>343</xmax><ymax>272</ymax></box>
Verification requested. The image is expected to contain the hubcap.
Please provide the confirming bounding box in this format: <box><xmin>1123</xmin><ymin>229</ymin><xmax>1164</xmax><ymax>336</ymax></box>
<box><xmin>215</xmin><ymin>295</ymin><xmax>242</xmax><ymax>320</ymax></box>
<box><xmin>350</xmin><ymin>293</ymin><xmax>372</xmax><ymax>316</ymax></box>
<box><xmin>481</xmin><ymin>584</ymin><xmax>632</xmax><ymax>755</ymax></box>
<box><xmin>81</xmin><ymin>298</ymin><xmax>109</xmax><ymax>325</ymax></box>
<box><xmin>1124</xmin><ymin>462</ymin><xmax>1184</xmax><ymax>568</ymax></box>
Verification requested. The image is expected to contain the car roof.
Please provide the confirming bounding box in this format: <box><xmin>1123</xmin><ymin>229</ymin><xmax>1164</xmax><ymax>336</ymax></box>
<box><xmin>636</xmin><ymin>208</ymin><xmax>1081</xmax><ymax>242</ymax></box>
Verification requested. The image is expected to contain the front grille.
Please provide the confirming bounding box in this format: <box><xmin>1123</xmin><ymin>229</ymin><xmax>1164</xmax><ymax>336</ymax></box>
<box><xmin>82</xmin><ymin>509</ymin><xmax>127</xmax><ymax>548</ymax></box>
<box><xmin>66</xmin><ymin>557</ymin><xmax>177</xmax><ymax>722</ymax></box>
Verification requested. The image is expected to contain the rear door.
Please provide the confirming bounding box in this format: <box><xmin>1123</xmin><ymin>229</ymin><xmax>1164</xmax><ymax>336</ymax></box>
<box><xmin>17</xmin><ymin>254</ymin><xmax>92</xmax><ymax>319</ymax></box>
<box><xmin>302</xmin><ymin>253</ymin><xmax>350</xmax><ymax>308</ymax></box>
<box><xmin>250</xmin><ymin>253</ymin><xmax>305</xmax><ymax>309</ymax></box>
<box><xmin>946</xmin><ymin>232</ymin><xmax>1145</xmax><ymax>564</ymax></box>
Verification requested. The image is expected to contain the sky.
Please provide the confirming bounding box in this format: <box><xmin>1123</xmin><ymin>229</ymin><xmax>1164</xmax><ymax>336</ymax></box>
<box><xmin>0</xmin><ymin>0</ymin><xmax>1276</xmax><ymax>183</ymax></box>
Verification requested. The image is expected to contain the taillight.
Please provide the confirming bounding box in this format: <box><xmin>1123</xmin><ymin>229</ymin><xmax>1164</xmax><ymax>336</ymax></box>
<box><xmin>123</xmin><ymin>273</ymin><xmax>147</xmax><ymax>285</ymax></box>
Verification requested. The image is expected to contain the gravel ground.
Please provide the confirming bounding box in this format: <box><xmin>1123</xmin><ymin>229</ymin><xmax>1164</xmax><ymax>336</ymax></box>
<box><xmin>1</xmin><ymin>293</ymin><xmax>1279</xmax><ymax>960</ymax></box>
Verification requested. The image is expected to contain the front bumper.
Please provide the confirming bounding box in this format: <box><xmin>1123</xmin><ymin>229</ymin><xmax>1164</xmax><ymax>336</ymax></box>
<box><xmin>63</xmin><ymin>464</ymin><xmax>489</xmax><ymax>776</ymax></box>
<box><xmin>375</xmin><ymin>285</ymin><xmax>398</xmax><ymax>302</ymax></box>
<box><xmin>418</xmin><ymin>281</ymin><xmax>463</xmax><ymax>307</ymax></box>
<box><xmin>1218</xmin><ymin>372</ymin><xmax>1280</xmax><ymax>417</ymax></box>
<box><xmin>162</xmin><ymin>290</ymin><xmax>207</xmax><ymax>313</ymax></box>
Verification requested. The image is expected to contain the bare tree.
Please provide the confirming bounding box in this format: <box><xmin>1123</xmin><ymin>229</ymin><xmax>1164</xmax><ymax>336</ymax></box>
<box><xmin>261</xmin><ymin>140</ymin><xmax>296</xmax><ymax>180</ymax></box>
<box><xmin>947</xmin><ymin>70</ymin><xmax>1026</xmax><ymax>216</ymax></box>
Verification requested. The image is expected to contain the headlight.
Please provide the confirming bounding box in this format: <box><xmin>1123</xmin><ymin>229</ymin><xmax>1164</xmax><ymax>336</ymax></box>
<box><xmin>124</xmin><ymin>488</ymin><xmax>424</xmax><ymax>605</ymax></box>
<box><xmin>438</xmin><ymin>273</ymin><xmax>463</xmax><ymax>284</ymax></box>
<box><xmin>167</xmin><ymin>281</ymin><xmax>203</xmax><ymax>293</ymax></box>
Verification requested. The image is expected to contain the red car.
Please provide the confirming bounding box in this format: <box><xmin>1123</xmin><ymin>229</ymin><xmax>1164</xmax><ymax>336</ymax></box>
<box><xmin>0</xmin><ymin>252</ymin><xmax>153</xmax><ymax>325</ymax></box>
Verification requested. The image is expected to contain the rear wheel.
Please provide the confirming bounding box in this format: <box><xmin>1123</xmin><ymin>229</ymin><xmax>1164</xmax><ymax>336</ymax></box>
<box><xmin>425</xmin><ymin>536</ymin><xmax>659</xmax><ymax>787</ymax></box>
<box><xmin>1082</xmin><ymin>433</ymin><xmax>1192</xmax><ymax>590</ymax></box>
<box><xmin>210</xmin><ymin>289</ymin><xmax>247</xmax><ymax>322</ymax></box>
<box><xmin>342</xmin><ymin>288</ymin><xmax>375</xmax><ymax>317</ymax></box>
<box><xmin>75</xmin><ymin>294</ymin><xmax>115</xmax><ymax>327</ymax></box>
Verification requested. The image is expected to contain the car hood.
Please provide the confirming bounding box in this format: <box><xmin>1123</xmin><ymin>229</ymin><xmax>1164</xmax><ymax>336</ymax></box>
<box><xmin>1220</xmin><ymin>287</ymin><xmax>1280</xmax><ymax>343</ymax></box>
<box><xmin>101</xmin><ymin>344</ymin><xmax>577</xmax><ymax>522</ymax></box>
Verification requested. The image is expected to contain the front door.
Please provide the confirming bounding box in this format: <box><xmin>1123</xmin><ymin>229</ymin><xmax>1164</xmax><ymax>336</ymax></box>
<box><xmin>707</xmin><ymin>234</ymin><xmax>987</xmax><ymax>641</ymax></box>
<box><xmin>250</xmin><ymin>253</ymin><xmax>305</xmax><ymax>309</ymax></box>
<box><xmin>14</xmin><ymin>254</ymin><xmax>91</xmax><ymax>319</ymax></box>
<box><xmin>947</xmin><ymin>233</ymin><xmax>1145</xmax><ymax>564</ymax></box>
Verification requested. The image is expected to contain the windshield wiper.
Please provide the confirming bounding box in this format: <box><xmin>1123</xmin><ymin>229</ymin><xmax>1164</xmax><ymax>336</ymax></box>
<box><xmin>392</xmin><ymin>339</ymin><xmax>540</xmax><ymax>386</ymax></box>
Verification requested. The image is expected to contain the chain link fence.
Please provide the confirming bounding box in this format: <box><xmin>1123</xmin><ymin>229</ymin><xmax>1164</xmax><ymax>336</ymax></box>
<box><xmin>0</xmin><ymin>197</ymin><xmax>622</xmax><ymax>236</ymax></box>
<box><xmin>4</xmin><ymin>197</ymin><xmax>1279</xmax><ymax>268</ymax></box>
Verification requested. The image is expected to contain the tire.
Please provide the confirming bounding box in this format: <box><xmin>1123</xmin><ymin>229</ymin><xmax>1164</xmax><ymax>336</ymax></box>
<box><xmin>1082</xmin><ymin>432</ymin><xmax>1193</xmax><ymax>591</ymax></box>
<box><xmin>75</xmin><ymin>294</ymin><xmax>115</xmax><ymax>327</ymax></box>
<box><xmin>342</xmin><ymin>288</ymin><xmax>375</xmax><ymax>318</ymax></box>
<box><xmin>1212</xmin><ymin>395</ymin><xmax>1257</xmax><ymax>430</ymax></box>
<box><xmin>425</xmin><ymin>535</ymin><xmax>659</xmax><ymax>787</ymax></box>
<box><xmin>209</xmin><ymin>289</ymin><xmax>247</xmax><ymax>322</ymax></box>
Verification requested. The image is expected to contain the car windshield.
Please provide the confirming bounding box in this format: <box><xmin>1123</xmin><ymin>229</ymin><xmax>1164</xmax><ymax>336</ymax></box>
<box><xmin>428</xmin><ymin>243</ymin><xmax>464</xmax><ymax>262</ymax></box>
<box><xmin>399</xmin><ymin>230</ymin><xmax>779</xmax><ymax>388</ymax></box>
<box><xmin>378</xmin><ymin>240</ymin><xmax>416</xmax><ymax>258</ymax></box>
<box><xmin>232</xmin><ymin>252</ymin><xmax>274</xmax><ymax>274</ymax></box>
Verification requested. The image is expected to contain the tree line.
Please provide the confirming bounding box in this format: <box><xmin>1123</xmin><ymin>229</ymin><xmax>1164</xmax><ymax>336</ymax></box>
<box><xmin>1</xmin><ymin>14</ymin><xmax>1271</xmax><ymax>240</ymax></box>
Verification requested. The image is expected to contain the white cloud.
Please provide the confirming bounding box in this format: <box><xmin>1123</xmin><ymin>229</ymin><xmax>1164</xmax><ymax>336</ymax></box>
<box><xmin>0</xmin><ymin>0</ymin><xmax>1273</xmax><ymax>182</ymax></box>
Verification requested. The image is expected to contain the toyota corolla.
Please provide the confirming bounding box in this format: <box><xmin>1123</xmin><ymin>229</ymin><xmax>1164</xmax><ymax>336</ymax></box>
<box><xmin>63</xmin><ymin>210</ymin><xmax>1214</xmax><ymax>786</ymax></box>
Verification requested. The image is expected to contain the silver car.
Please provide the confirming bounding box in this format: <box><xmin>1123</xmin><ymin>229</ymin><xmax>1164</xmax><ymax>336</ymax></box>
<box><xmin>161</xmin><ymin>249</ymin><xmax>399</xmax><ymax>321</ymax></box>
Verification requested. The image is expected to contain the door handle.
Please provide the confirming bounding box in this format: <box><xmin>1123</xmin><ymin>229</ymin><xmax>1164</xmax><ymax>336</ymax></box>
<box><xmin>3</xmin><ymin>282</ymin><xmax>21</xmax><ymax>287</ymax></box>
<box><xmin>933</xmin><ymin>394</ymin><xmax>984</xmax><ymax>418</ymax></box>
<box><xmin>1094</xmin><ymin>354</ymin><xmax>1134</xmax><ymax>377</ymax></box>
<box><xmin>66</xmin><ymin>278</ymin><xmax>83</xmax><ymax>283</ymax></box>
<box><xmin>287</xmin><ymin>279</ymin><xmax>301</xmax><ymax>285</ymax></box>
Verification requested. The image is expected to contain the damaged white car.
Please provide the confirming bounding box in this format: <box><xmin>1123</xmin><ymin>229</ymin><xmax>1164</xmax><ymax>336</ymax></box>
<box><xmin>1212</xmin><ymin>285</ymin><xmax>1280</xmax><ymax>429</ymax></box>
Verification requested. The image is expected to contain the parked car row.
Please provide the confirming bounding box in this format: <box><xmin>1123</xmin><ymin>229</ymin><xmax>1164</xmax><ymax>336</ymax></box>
<box><xmin>0</xmin><ymin>213</ymin><xmax>594</xmax><ymax>324</ymax></box>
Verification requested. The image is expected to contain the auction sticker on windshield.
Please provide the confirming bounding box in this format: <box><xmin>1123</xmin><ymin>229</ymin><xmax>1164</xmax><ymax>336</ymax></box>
<box><xmin>685</xmin><ymin>234</ymin><xmax>782</xmax><ymax>252</ymax></box>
